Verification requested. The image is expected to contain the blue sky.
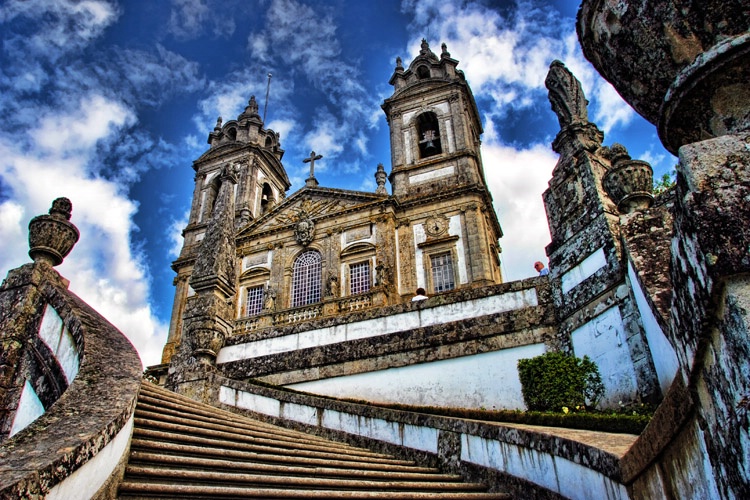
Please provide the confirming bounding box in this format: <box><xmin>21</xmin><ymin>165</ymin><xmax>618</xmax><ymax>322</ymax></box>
<box><xmin>0</xmin><ymin>0</ymin><xmax>675</xmax><ymax>367</ymax></box>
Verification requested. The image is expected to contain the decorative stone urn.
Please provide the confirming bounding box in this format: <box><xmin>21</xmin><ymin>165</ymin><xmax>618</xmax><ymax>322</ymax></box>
<box><xmin>602</xmin><ymin>144</ymin><xmax>654</xmax><ymax>214</ymax></box>
<box><xmin>28</xmin><ymin>197</ymin><xmax>80</xmax><ymax>266</ymax></box>
<box><xmin>191</xmin><ymin>328</ymin><xmax>225</xmax><ymax>365</ymax></box>
<box><xmin>577</xmin><ymin>1</ymin><xmax>750</xmax><ymax>153</ymax></box>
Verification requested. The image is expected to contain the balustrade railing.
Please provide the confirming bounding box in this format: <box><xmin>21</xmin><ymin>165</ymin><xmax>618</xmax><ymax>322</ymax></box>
<box><xmin>233</xmin><ymin>290</ymin><xmax>378</xmax><ymax>333</ymax></box>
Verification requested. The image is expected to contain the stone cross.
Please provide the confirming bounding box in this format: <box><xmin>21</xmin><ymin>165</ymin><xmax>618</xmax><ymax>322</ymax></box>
<box><xmin>303</xmin><ymin>151</ymin><xmax>323</xmax><ymax>179</ymax></box>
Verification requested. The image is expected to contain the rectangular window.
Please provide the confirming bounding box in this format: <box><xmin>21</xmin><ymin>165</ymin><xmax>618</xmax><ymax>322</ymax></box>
<box><xmin>431</xmin><ymin>252</ymin><xmax>455</xmax><ymax>293</ymax></box>
<box><xmin>244</xmin><ymin>285</ymin><xmax>265</xmax><ymax>317</ymax></box>
<box><xmin>349</xmin><ymin>261</ymin><xmax>371</xmax><ymax>295</ymax></box>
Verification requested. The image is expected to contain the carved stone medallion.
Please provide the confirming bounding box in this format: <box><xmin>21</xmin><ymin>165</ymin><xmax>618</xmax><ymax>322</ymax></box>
<box><xmin>294</xmin><ymin>216</ymin><xmax>315</xmax><ymax>246</ymax></box>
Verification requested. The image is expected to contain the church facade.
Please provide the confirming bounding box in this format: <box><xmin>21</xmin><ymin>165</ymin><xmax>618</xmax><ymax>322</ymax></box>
<box><xmin>160</xmin><ymin>40</ymin><xmax>504</xmax><ymax>365</ymax></box>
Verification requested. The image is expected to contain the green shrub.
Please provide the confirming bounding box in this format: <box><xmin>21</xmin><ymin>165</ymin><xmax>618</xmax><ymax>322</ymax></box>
<box><xmin>517</xmin><ymin>351</ymin><xmax>604</xmax><ymax>412</ymax></box>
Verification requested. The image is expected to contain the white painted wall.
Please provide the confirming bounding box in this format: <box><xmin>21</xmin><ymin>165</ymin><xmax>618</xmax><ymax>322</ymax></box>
<box><xmin>287</xmin><ymin>344</ymin><xmax>546</xmax><ymax>410</ymax></box>
<box><xmin>217</xmin><ymin>288</ymin><xmax>538</xmax><ymax>363</ymax></box>
<box><xmin>561</xmin><ymin>247</ymin><xmax>607</xmax><ymax>294</ymax></box>
<box><xmin>46</xmin><ymin>416</ymin><xmax>134</xmax><ymax>500</ymax></box>
<box><xmin>628</xmin><ymin>261</ymin><xmax>679</xmax><ymax>394</ymax></box>
<box><xmin>571</xmin><ymin>306</ymin><xmax>639</xmax><ymax>408</ymax></box>
<box><xmin>220</xmin><ymin>385</ymin><xmax>628</xmax><ymax>499</ymax></box>
<box><xmin>9</xmin><ymin>380</ymin><xmax>45</xmax><ymax>437</ymax></box>
<box><xmin>38</xmin><ymin>305</ymin><xmax>80</xmax><ymax>382</ymax></box>
<box><xmin>461</xmin><ymin>433</ymin><xmax>628</xmax><ymax>500</ymax></box>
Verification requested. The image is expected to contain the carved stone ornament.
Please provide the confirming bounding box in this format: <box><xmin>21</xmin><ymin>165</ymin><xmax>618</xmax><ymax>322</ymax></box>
<box><xmin>28</xmin><ymin>197</ymin><xmax>80</xmax><ymax>266</ymax></box>
<box><xmin>424</xmin><ymin>214</ymin><xmax>449</xmax><ymax>237</ymax></box>
<box><xmin>294</xmin><ymin>215</ymin><xmax>315</xmax><ymax>246</ymax></box>
<box><xmin>545</xmin><ymin>60</ymin><xmax>589</xmax><ymax>129</ymax></box>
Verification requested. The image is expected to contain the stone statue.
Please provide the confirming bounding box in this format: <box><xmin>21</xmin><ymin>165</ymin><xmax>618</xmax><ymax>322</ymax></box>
<box><xmin>264</xmin><ymin>287</ymin><xmax>276</xmax><ymax>311</ymax></box>
<box><xmin>545</xmin><ymin>60</ymin><xmax>589</xmax><ymax>129</ymax></box>
<box><xmin>327</xmin><ymin>274</ymin><xmax>338</xmax><ymax>298</ymax></box>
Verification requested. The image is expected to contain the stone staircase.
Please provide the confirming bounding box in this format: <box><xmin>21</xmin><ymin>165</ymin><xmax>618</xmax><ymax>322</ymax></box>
<box><xmin>118</xmin><ymin>382</ymin><xmax>510</xmax><ymax>499</ymax></box>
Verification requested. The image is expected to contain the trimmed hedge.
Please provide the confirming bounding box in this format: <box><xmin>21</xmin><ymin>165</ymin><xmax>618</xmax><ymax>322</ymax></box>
<box><xmin>518</xmin><ymin>351</ymin><xmax>604</xmax><ymax>412</ymax></box>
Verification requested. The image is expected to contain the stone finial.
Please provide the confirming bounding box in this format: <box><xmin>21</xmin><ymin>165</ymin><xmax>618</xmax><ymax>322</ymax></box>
<box><xmin>375</xmin><ymin>163</ymin><xmax>388</xmax><ymax>195</ymax></box>
<box><xmin>419</xmin><ymin>38</ymin><xmax>437</xmax><ymax>60</ymax></box>
<box><xmin>441</xmin><ymin>43</ymin><xmax>450</xmax><ymax>59</ymax></box>
<box><xmin>238</xmin><ymin>96</ymin><xmax>260</xmax><ymax>121</ymax></box>
<box><xmin>395</xmin><ymin>57</ymin><xmax>403</xmax><ymax>71</ymax></box>
<box><xmin>28</xmin><ymin>197</ymin><xmax>80</xmax><ymax>266</ymax></box>
<box><xmin>602</xmin><ymin>143</ymin><xmax>655</xmax><ymax>213</ymax></box>
<box><xmin>214</xmin><ymin>116</ymin><xmax>222</xmax><ymax>131</ymax></box>
<box><xmin>545</xmin><ymin>60</ymin><xmax>589</xmax><ymax>129</ymax></box>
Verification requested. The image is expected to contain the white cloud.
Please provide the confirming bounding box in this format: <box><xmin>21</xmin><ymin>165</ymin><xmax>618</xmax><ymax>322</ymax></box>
<box><xmin>167</xmin><ymin>0</ymin><xmax>237</xmax><ymax>40</ymax></box>
<box><xmin>0</xmin><ymin>92</ymin><xmax>168</xmax><ymax>368</ymax></box>
<box><xmin>482</xmin><ymin>137</ymin><xmax>557</xmax><ymax>282</ymax></box>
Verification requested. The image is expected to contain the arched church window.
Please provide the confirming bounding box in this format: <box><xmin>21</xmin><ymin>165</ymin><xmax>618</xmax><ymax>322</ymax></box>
<box><xmin>265</xmin><ymin>136</ymin><xmax>273</xmax><ymax>148</ymax></box>
<box><xmin>291</xmin><ymin>250</ymin><xmax>322</xmax><ymax>307</ymax></box>
<box><xmin>417</xmin><ymin>112</ymin><xmax>442</xmax><ymax>158</ymax></box>
<box><xmin>205</xmin><ymin>176</ymin><xmax>221</xmax><ymax>219</ymax></box>
<box><xmin>260</xmin><ymin>183</ymin><xmax>274</xmax><ymax>214</ymax></box>
<box><xmin>227</xmin><ymin>127</ymin><xmax>237</xmax><ymax>141</ymax></box>
<box><xmin>416</xmin><ymin>65</ymin><xmax>430</xmax><ymax>79</ymax></box>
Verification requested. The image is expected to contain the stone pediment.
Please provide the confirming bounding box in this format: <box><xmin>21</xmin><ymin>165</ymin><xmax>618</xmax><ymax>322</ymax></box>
<box><xmin>238</xmin><ymin>187</ymin><xmax>386</xmax><ymax>238</ymax></box>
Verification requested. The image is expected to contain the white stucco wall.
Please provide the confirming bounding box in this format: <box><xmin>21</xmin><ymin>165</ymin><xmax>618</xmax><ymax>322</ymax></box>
<box><xmin>45</xmin><ymin>415</ymin><xmax>134</xmax><ymax>500</ymax></box>
<box><xmin>561</xmin><ymin>247</ymin><xmax>607</xmax><ymax>294</ymax></box>
<box><xmin>571</xmin><ymin>306</ymin><xmax>639</xmax><ymax>407</ymax></box>
<box><xmin>286</xmin><ymin>344</ymin><xmax>546</xmax><ymax>410</ymax></box>
<box><xmin>38</xmin><ymin>305</ymin><xmax>80</xmax><ymax>382</ymax></box>
<box><xmin>9</xmin><ymin>380</ymin><xmax>45</xmax><ymax>437</ymax></box>
<box><xmin>220</xmin><ymin>385</ymin><xmax>628</xmax><ymax>499</ymax></box>
<box><xmin>461</xmin><ymin>433</ymin><xmax>628</xmax><ymax>500</ymax></box>
<box><xmin>218</xmin><ymin>288</ymin><xmax>538</xmax><ymax>364</ymax></box>
<box><xmin>627</xmin><ymin>261</ymin><xmax>679</xmax><ymax>394</ymax></box>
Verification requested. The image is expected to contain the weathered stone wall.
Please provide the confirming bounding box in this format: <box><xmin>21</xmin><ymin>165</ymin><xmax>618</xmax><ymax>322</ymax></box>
<box><xmin>217</xmin><ymin>278</ymin><xmax>556</xmax><ymax>410</ymax></box>
<box><xmin>212</xmin><ymin>375</ymin><xmax>633</xmax><ymax>500</ymax></box>
<box><xmin>0</xmin><ymin>262</ymin><xmax>142</xmax><ymax>499</ymax></box>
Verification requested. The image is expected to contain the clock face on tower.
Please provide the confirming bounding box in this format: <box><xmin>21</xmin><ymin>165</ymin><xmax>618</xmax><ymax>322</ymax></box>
<box><xmin>424</xmin><ymin>215</ymin><xmax>448</xmax><ymax>237</ymax></box>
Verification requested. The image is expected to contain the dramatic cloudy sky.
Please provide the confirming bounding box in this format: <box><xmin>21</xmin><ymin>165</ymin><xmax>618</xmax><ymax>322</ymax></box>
<box><xmin>0</xmin><ymin>0</ymin><xmax>674</xmax><ymax>367</ymax></box>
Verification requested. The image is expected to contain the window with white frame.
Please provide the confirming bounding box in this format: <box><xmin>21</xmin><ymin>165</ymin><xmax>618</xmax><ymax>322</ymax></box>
<box><xmin>243</xmin><ymin>285</ymin><xmax>265</xmax><ymax>317</ymax></box>
<box><xmin>292</xmin><ymin>250</ymin><xmax>322</xmax><ymax>307</ymax></box>
<box><xmin>349</xmin><ymin>261</ymin><xmax>371</xmax><ymax>295</ymax></box>
<box><xmin>430</xmin><ymin>252</ymin><xmax>455</xmax><ymax>292</ymax></box>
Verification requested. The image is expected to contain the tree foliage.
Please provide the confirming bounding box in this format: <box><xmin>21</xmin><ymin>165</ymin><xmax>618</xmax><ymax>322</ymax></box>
<box><xmin>517</xmin><ymin>351</ymin><xmax>604</xmax><ymax>412</ymax></box>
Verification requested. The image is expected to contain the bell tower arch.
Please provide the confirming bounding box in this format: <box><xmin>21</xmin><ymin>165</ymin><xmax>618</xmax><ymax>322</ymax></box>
<box><xmin>382</xmin><ymin>40</ymin><xmax>504</xmax><ymax>289</ymax></box>
<box><xmin>382</xmin><ymin>39</ymin><xmax>487</xmax><ymax>199</ymax></box>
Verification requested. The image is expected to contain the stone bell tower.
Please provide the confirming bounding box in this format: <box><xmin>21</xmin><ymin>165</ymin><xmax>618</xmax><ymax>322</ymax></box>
<box><xmin>161</xmin><ymin>96</ymin><xmax>291</xmax><ymax>365</ymax></box>
<box><xmin>382</xmin><ymin>40</ymin><xmax>504</xmax><ymax>289</ymax></box>
<box><xmin>382</xmin><ymin>39</ymin><xmax>490</xmax><ymax>200</ymax></box>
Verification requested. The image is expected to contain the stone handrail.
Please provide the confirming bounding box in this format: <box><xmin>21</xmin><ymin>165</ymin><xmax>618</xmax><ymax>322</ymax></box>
<box><xmin>0</xmin><ymin>263</ymin><xmax>142</xmax><ymax>499</ymax></box>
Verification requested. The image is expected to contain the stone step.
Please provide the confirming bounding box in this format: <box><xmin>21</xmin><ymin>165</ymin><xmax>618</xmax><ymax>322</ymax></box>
<box><xmin>138</xmin><ymin>384</ymin><xmax>341</xmax><ymax>445</ymax></box>
<box><xmin>119</xmin><ymin>481</ymin><xmax>510</xmax><ymax>499</ymax></box>
<box><xmin>133</xmin><ymin>412</ymin><xmax>387</xmax><ymax>459</ymax></box>
<box><xmin>119</xmin><ymin>383</ymin><xmax>510</xmax><ymax>499</ymax></box>
<box><xmin>122</xmin><ymin>465</ymin><xmax>484</xmax><ymax>492</ymax></box>
<box><xmin>127</xmin><ymin>451</ymin><xmax>464</xmax><ymax>482</ymax></box>
<box><xmin>129</xmin><ymin>438</ymin><xmax>434</xmax><ymax>473</ymax></box>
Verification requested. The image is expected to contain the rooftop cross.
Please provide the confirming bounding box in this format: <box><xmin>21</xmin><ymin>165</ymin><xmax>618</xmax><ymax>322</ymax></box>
<box><xmin>303</xmin><ymin>151</ymin><xmax>323</xmax><ymax>179</ymax></box>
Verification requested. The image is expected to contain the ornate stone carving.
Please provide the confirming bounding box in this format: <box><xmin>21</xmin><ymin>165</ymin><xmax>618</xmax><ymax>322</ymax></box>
<box><xmin>545</xmin><ymin>60</ymin><xmax>589</xmax><ymax>129</ymax></box>
<box><xmin>294</xmin><ymin>212</ymin><xmax>315</xmax><ymax>246</ymax></box>
<box><xmin>602</xmin><ymin>144</ymin><xmax>654</xmax><ymax>214</ymax></box>
<box><xmin>578</xmin><ymin>0</ymin><xmax>750</xmax><ymax>153</ymax></box>
<box><xmin>375</xmin><ymin>163</ymin><xmax>388</xmax><ymax>195</ymax></box>
<box><xmin>28</xmin><ymin>197</ymin><xmax>80</xmax><ymax>266</ymax></box>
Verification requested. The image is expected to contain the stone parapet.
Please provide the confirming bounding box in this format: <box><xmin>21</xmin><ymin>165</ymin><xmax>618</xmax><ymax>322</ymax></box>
<box><xmin>0</xmin><ymin>262</ymin><xmax>142</xmax><ymax>499</ymax></box>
